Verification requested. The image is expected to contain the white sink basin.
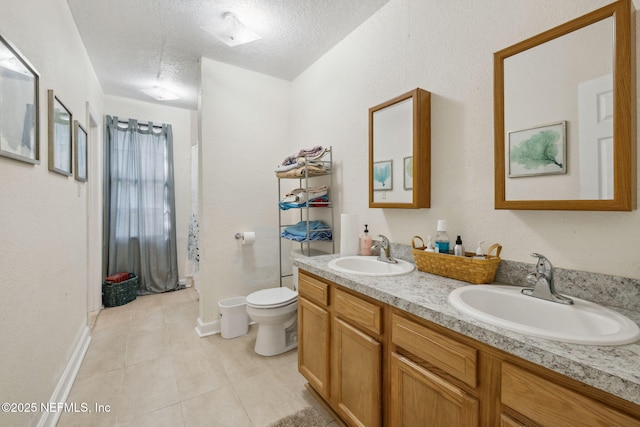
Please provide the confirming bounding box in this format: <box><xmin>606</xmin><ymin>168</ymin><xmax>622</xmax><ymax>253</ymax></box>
<box><xmin>448</xmin><ymin>285</ymin><xmax>640</xmax><ymax>345</ymax></box>
<box><xmin>328</xmin><ymin>256</ymin><xmax>415</xmax><ymax>276</ymax></box>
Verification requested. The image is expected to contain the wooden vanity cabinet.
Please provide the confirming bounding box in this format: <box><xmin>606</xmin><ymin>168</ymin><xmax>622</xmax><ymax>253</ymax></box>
<box><xmin>298</xmin><ymin>272</ymin><xmax>331</xmax><ymax>399</ymax></box>
<box><xmin>298</xmin><ymin>269</ymin><xmax>640</xmax><ymax>427</ymax></box>
<box><xmin>332</xmin><ymin>287</ymin><xmax>383</xmax><ymax>427</ymax></box>
<box><xmin>500</xmin><ymin>362</ymin><xmax>640</xmax><ymax>427</ymax></box>
<box><xmin>298</xmin><ymin>271</ymin><xmax>384</xmax><ymax>426</ymax></box>
<box><xmin>390</xmin><ymin>311</ymin><xmax>481</xmax><ymax>427</ymax></box>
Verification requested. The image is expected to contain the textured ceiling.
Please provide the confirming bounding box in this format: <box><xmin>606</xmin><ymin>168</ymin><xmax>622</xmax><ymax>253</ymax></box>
<box><xmin>66</xmin><ymin>0</ymin><xmax>390</xmax><ymax>110</ymax></box>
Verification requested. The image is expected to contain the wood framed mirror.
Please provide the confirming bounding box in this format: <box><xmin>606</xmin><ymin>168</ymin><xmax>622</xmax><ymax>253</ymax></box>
<box><xmin>369</xmin><ymin>88</ymin><xmax>431</xmax><ymax>208</ymax></box>
<box><xmin>494</xmin><ymin>0</ymin><xmax>635</xmax><ymax>211</ymax></box>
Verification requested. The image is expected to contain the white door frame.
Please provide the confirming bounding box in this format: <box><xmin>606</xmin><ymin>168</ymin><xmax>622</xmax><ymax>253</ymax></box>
<box><xmin>86</xmin><ymin>103</ymin><xmax>103</xmax><ymax>314</ymax></box>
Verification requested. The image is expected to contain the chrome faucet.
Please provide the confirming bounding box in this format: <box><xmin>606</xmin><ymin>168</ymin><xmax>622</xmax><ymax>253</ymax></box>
<box><xmin>373</xmin><ymin>235</ymin><xmax>398</xmax><ymax>264</ymax></box>
<box><xmin>521</xmin><ymin>253</ymin><xmax>573</xmax><ymax>305</ymax></box>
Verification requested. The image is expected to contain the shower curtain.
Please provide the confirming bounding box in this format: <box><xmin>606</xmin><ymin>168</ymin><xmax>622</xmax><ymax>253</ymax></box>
<box><xmin>104</xmin><ymin>115</ymin><xmax>179</xmax><ymax>294</ymax></box>
<box><xmin>185</xmin><ymin>143</ymin><xmax>199</xmax><ymax>288</ymax></box>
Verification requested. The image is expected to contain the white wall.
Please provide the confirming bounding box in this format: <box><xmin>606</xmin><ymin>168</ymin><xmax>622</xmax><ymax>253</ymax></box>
<box><xmin>197</xmin><ymin>59</ymin><xmax>291</xmax><ymax>328</ymax></box>
<box><xmin>291</xmin><ymin>0</ymin><xmax>640</xmax><ymax>279</ymax></box>
<box><xmin>0</xmin><ymin>0</ymin><xmax>103</xmax><ymax>425</ymax></box>
<box><xmin>104</xmin><ymin>95</ymin><xmax>196</xmax><ymax>283</ymax></box>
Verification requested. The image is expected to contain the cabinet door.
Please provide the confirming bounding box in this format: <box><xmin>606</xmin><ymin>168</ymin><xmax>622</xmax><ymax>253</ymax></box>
<box><xmin>502</xmin><ymin>362</ymin><xmax>640</xmax><ymax>427</ymax></box>
<box><xmin>390</xmin><ymin>352</ymin><xmax>479</xmax><ymax>427</ymax></box>
<box><xmin>332</xmin><ymin>317</ymin><xmax>382</xmax><ymax>427</ymax></box>
<box><xmin>298</xmin><ymin>297</ymin><xmax>330</xmax><ymax>399</ymax></box>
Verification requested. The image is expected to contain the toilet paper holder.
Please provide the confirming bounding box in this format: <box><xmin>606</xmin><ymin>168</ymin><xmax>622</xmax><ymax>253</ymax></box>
<box><xmin>234</xmin><ymin>232</ymin><xmax>256</xmax><ymax>245</ymax></box>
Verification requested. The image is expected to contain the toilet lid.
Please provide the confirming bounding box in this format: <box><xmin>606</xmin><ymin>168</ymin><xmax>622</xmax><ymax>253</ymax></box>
<box><xmin>246</xmin><ymin>287</ymin><xmax>298</xmax><ymax>308</ymax></box>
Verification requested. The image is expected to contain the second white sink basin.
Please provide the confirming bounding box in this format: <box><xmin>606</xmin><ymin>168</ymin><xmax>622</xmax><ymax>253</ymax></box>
<box><xmin>328</xmin><ymin>256</ymin><xmax>415</xmax><ymax>276</ymax></box>
<box><xmin>449</xmin><ymin>285</ymin><xmax>640</xmax><ymax>345</ymax></box>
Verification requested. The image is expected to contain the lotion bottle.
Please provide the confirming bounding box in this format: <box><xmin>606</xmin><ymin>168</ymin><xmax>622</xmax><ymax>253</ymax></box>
<box><xmin>360</xmin><ymin>224</ymin><xmax>372</xmax><ymax>256</ymax></box>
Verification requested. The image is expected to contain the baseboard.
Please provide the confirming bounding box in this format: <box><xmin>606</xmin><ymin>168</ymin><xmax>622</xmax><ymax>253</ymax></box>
<box><xmin>195</xmin><ymin>317</ymin><xmax>220</xmax><ymax>337</ymax></box>
<box><xmin>37</xmin><ymin>326</ymin><xmax>92</xmax><ymax>427</ymax></box>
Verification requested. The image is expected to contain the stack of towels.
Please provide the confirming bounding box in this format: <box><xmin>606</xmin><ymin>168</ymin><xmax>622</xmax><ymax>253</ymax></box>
<box><xmin>281</xmin><ymin>220</ymin><xmax>332</xmax><ymax>242</ymax></box>
<box><xmin>275</xmin><ymin>145</ymin><xmax>330</xmax><ymax>178</ymax></box>
<box><xmin>279</xmin><ymin>185</ymin><xmax>329</xmax><ymax>210</ymax></box>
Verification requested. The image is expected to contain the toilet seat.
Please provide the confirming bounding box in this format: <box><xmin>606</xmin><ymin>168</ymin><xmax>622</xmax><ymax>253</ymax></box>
<box><xmin>246</xmin><ymin>287</ymin><xmax>298</xmax><ymax>309</ymax></box>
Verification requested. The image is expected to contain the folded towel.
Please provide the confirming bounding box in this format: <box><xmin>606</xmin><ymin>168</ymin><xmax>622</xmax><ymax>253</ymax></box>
<box><xmin>300</xmin><ymin>146</ymin><xmax>328</xmax><ymax>161</ymax></box>
<box><xmin>276</xmin><ymin>164</ymin><xmax>328</xmax><ymax>178</ymax></box>
<box><xmin>281</xmin><ymin>228</ymin><xmax>333</xmax><ymax>242</ymax></box>
<box><xmin>279</xmin><ymin>196</ymin><xmax>329</xmax><ymax>210</ymax></box>
<box><xmin>279</xmin><ymin>145</ymin><xmax>327</xmax><ymax>166</ymax></box>
<box><xmin>104</xmin><ymin>272</ymin><xmax>131</xmax><ymax>283</ymax></box>
<box><xmin>282</xmin><ymin>220</ymin><xmax>327</xmax><ymax>237</ymax></box>
<box><xmin>282</xmin><ymin>190</ymin><xmax>327</xmax><ymax>204</ymax></box>
<box><xmin>308</xmin><ymin>196</ymin><xmax>330</xmax><ymax>207</ymax></box>
<box><xmin>284</xmin><ymin>185</ymin><xmax>327</xmax><ymax>197</ymax></box>
<box><xmin>274</xmin><ymin>161</ymin><xmax>304</xmax><ymax>172</ymax></box>
<box><xmin>281</xmin><ymin>220</ymin><xmax>332</xmax><ymax>241</ymax></box>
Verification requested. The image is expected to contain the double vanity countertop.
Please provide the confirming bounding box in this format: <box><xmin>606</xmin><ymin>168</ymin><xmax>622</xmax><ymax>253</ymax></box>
<box><xmin>293</xmin><ymin>254</ymin><xmax>640</xmax><ymax>406</ymax></box>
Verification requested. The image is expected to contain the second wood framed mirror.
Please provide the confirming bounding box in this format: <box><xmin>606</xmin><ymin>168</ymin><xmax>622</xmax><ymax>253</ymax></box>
<box><xmin>494</xmin><ymin>0</ymin><xmax>635</xmax><ymax>211</ymax></box>
<box><xmin>369</xmin><ymin>88</ymin><xmax>431</xmax><ymax>209</ymax></box>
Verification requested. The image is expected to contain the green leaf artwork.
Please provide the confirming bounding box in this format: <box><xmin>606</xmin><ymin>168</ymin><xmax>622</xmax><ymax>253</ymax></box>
<box><xmin>510</xmin><ymin>130</ymin><xmax>563</xmax><ymax>171</ymax></box>
<box><xmin>374</xmin><ymin>162</ymin><xmax>391</xmax><ymax>187</ymax></box>
<box><xmin>405</xmin><ymin>158</ymin><xmax>413</xmax><ymax>177</ymax></box>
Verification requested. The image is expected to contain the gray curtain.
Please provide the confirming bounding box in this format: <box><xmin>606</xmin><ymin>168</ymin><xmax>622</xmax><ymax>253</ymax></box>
<box><xmin>105</xmin><ymin>115</ymin><xmax>179</xmax><ymax>294</ymax></box>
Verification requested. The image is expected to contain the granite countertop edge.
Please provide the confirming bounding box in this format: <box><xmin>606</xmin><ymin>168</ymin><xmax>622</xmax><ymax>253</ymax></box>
<box><xmin>293</xmin><ymin>254</ymin><xmax>640</xmax><ymax>407</ymax></box>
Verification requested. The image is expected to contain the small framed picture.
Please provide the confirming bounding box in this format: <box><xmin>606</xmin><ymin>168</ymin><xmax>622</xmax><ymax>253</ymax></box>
<box><xmin>74</xmin><ymin>121</ymin><xmax>87</xmax><ymax>182</ymax></box>
<box><xmin>0</xmin><ymin>34</ymin><xmax>40</xmax><ymax>164</ymax></box>
<box><xmin>373</xmin><ymin>159</ymin><xmax>392</xmax><ymax>190</ymax></box>
<box><xmin>508</xmin><ymin>121</ymin><xmax>567</xmax><ymax>178</ymax></box>
<box><xmin>48</xmin><ymin>90</ymin><xmax>73</xmax><ymax>176</ymax></box>
<box><xmin>403</xmin><ymin>156</ymin><xmax>413</xmax><ymax>190</ymax></box>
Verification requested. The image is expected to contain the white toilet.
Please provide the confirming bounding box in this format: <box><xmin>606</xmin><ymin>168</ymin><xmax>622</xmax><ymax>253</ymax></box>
<box><xmin>246</xmin><ymin>287</ymin><xmax>298</xmax><ymax>356</ymax></box>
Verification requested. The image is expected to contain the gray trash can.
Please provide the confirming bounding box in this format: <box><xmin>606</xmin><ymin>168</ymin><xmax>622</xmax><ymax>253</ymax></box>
<box><xmin>218</xmin><ymin>296</ymin><xmax>249</xmax><ymax>339</ymax></box>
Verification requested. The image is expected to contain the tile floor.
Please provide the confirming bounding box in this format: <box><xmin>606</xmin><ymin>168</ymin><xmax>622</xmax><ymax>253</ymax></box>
<box><xmin>57</xmin><ymin>287</ymin><xmax>338</xmax><ymax>427</ymax></box>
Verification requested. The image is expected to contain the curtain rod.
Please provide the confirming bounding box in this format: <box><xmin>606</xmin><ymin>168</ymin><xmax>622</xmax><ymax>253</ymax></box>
<box><xmin>117</xmin><ymin>119</ymin><xmax>164</xmax><ymax>130</ymax></box>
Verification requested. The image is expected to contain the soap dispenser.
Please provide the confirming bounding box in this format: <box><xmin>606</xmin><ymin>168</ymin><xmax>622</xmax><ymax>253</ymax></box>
<box><xmin>360</xmin><ymin>225</ymin><xmax>372</xmax><ymax>256</ymax></box>
<box><xmin>424</xmin><ymin>236</ymin><xmax>435</xmax><ymax>252</ymax></box>
<box><xmin>474</xmin><ymin>241</ymin><xmax>485</xmax><ymax>259</ymax></box>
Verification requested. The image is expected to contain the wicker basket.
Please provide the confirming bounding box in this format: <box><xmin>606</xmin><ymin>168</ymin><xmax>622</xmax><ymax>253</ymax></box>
<box><xmin>102</xmin><ymin>273</ymin><xmax>138</xmax><ymax>307</ymax></box>
<box><xmin>411</xmin><ymin>236</ymin><xmax>502</xmax><ymax>284</ymax></box>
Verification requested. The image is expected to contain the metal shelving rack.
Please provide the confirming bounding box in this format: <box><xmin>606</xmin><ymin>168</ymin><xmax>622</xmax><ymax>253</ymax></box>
<box><xmin>278</xmin><ymin>147</ymin><xmax>334</xmax><ymax>286</ymax></box>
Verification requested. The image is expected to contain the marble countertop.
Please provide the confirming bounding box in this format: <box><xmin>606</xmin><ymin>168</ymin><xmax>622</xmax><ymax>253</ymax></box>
<box><xmin>293</xmin><ymin>254</ymin><xmax>640</xmax><ymax>406</ymax></box>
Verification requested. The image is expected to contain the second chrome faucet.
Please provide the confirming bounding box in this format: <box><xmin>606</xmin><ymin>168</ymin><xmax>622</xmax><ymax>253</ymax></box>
<box><xmin>521</xmin><ymin>253</ymin><xmax>573</xmax><ymax>305</ymax></box>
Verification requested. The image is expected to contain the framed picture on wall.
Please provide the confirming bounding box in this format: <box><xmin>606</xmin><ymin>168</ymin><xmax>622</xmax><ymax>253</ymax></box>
<box><xmin>403</xmin><ymin>156</ymin><xmax>413</xmax><ymax>190</ymax></box>
<box><xmin>48</xmin><ymin>90</ymin><xmax>73</xmax><ymax>176</ymax></box>
<box><xmin>74</xmin><ymin>121</ymin><xmax>87</xmax><ymax>182</ymax></box>
<box><xmin>0</xmin><ymin>34</ymin><xmax>40</xmax><ymax>164</ymax></box>
<box><xmin>508</xmin><ymin>121</ymin><xmax>567</xmax><ymax>178</ymax></box>
<box><xmin>373</xmin><ymin>159</ymin><xmax>392</xmax><ymax>190</ymax></box>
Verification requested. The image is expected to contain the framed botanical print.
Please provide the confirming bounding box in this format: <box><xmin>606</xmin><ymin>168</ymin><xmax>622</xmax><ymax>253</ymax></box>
<box><xmin>74</xmin><ymin>120</ymin><xmax>87</xmax><ymax>182</ymax></box>
<box><xmin>373</xmin><ymin>159</ymin><xmax>392</xmax><ymax>191</ymax></box>
<box><xmin>48</xmin><ymin>90</ymin><xmax>73</xmax><ymax>176</ymax></box>
<box><xmin>0</xmin><ymin>34</ymin><xmax>39</xmax><ymax>164</ymax></box>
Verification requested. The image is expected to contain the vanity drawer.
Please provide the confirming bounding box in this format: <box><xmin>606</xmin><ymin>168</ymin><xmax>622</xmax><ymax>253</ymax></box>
<box><xmin>501</xmin><ymin>362</ymin><xmax>638</xmax><ymax>426</ymax></box>
<box><xmin>299</xmin><ymin>272</ymin><xmax>329</xmax><ymax>307</ymax></box>
<box><xmin>334</xmin><ymin>288</ymin><xmax>382</xmax><ymax>336</ymax></box>
<box><xmin>391</xmin><ymin>314</ymin><xmax>477</xmax><ymax>388</ymax></box>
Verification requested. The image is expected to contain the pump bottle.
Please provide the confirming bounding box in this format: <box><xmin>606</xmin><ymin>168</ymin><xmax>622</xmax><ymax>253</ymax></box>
<box><xmin>454</xmin><ymin>235</ymin><xmax>465</xmax><ymax>256</ymax></box>
<box><xmin>360</xmin><ymin>224</ymin><xmax>372</xmax><ymax>256</ymax></box>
